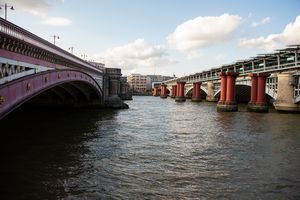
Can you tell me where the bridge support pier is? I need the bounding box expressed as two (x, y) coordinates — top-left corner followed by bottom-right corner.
(247, 73), (269, 112)
(217, 72), (239, 112)
(175, 81), (186, 102)
(206, 81), (218, 102)
(160, 83), (167, 98)
(153, 86), (159, 96)
(192, 82), (202, 102)
(171, 85), (177, 98)
(274, 73), (300, 112)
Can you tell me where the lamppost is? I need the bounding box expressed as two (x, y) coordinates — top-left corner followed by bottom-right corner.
(81, 54), (87, 60)
(51, 35), (59, 45)
(68, 46), (74, 54)
(0, 3), (14, 20)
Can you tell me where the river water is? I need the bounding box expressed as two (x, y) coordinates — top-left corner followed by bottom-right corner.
(1, 96), (300, 199)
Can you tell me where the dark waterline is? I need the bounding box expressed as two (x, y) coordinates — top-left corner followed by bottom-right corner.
(1, 96), (300, 199)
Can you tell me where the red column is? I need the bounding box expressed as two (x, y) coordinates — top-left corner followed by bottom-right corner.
(225, 72), (239, 104)
(249, 74), (258, 104)
(171, 85), (177, 98)
(176, 83), (180, 97)
(219, 73), (227, 103)
(175, 81), (186, 102)
(160, 84), (167, 98)
(247, 73), (269, 112)
(256, 75), (267, 105)
(192, 82), (202, 102)
(217, 72), (239, 111)
(226, 75), (235, 104)
(153, 87), (159, 96)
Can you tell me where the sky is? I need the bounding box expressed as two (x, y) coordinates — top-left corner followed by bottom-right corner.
(1, 0), (300, 77)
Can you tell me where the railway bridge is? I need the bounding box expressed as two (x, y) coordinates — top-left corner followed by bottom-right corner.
(155, 45), (300, 112)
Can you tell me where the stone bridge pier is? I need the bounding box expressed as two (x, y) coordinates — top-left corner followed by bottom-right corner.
(206, 81), (218, 102)
(104, 68), (128, 109)
(274, 73), (300, 111)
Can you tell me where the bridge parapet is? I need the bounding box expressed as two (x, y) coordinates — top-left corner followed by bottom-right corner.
(163, 45), (299, 87)
(0, 18), (103, 75)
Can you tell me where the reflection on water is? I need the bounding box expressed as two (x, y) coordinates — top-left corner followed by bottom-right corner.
(1, 96), (300, 199)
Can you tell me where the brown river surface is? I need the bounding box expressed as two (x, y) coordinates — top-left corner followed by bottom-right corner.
(1, 96), (300, 199)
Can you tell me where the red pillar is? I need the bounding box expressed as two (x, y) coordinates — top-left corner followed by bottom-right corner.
(175, 81), (186, 102)
(171, 85), (177, 98)
(219, 73), (227, 103)
(249, 74), (258, 104)
(217, 72), (239, 112)
(256, 75), (267, 105)
(192, 82), (202, 102)
(247, 73), (269, 112)
(160, 84), (167, 98)
(153, 86), (159, 96)
(225, 75), (235, 104)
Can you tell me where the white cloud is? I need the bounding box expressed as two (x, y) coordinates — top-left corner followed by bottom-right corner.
(186, 51), (202, 60)
(239, 15), (300, 51)
(6, 0), (51, 17)
(5, 0), (72, 26)
(215, 53), (227, 61)
(251, 17), (271, 27)
(41, 17), (72, 26)
(167, 13), (242, 57)
(94, 38), (176, 74)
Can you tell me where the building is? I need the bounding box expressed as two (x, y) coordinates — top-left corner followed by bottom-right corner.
(146, 75), (174, 91)
(127, 74), (147, 93)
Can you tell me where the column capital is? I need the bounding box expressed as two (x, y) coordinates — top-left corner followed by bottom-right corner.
(193, 81), (202, 84)
(257, 73), (270, 77)
(226, 72), (239, 76)
(248, 73), (258, 77)
(177, 81), (186, 84)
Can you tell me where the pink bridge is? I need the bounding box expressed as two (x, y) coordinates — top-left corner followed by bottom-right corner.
(0, 18), (128, 119)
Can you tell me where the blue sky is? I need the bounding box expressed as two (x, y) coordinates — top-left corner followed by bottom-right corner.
(1, 0), (300, 76)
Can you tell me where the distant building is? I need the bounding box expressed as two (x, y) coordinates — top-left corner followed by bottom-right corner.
(88, 61), (105, 71)
(127, 74), (147, 93)
(146, 75), (174, 90)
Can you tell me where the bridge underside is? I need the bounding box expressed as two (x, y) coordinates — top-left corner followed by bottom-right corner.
(214, 85), (274, 103)
(185, 88), (207, 99)
(0, 70), (103, 119)
(25, 81), (102, 108)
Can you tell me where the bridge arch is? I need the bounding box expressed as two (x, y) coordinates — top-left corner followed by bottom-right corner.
(185, 86), (208, 98)
(214, 82), (276, 103)
(0, 69), (103, 119)
(295, 95), (300, 104)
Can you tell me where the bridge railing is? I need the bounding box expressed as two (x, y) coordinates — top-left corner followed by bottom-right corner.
(165, 60), (299, 85)
(0, 18), (103, 74)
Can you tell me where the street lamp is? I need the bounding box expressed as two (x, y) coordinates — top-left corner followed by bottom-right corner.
(51, 35), (59, 45)
(68, 46), (74, 54)
(81, 54), (87, 60)
(0, 3), (14, 20)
